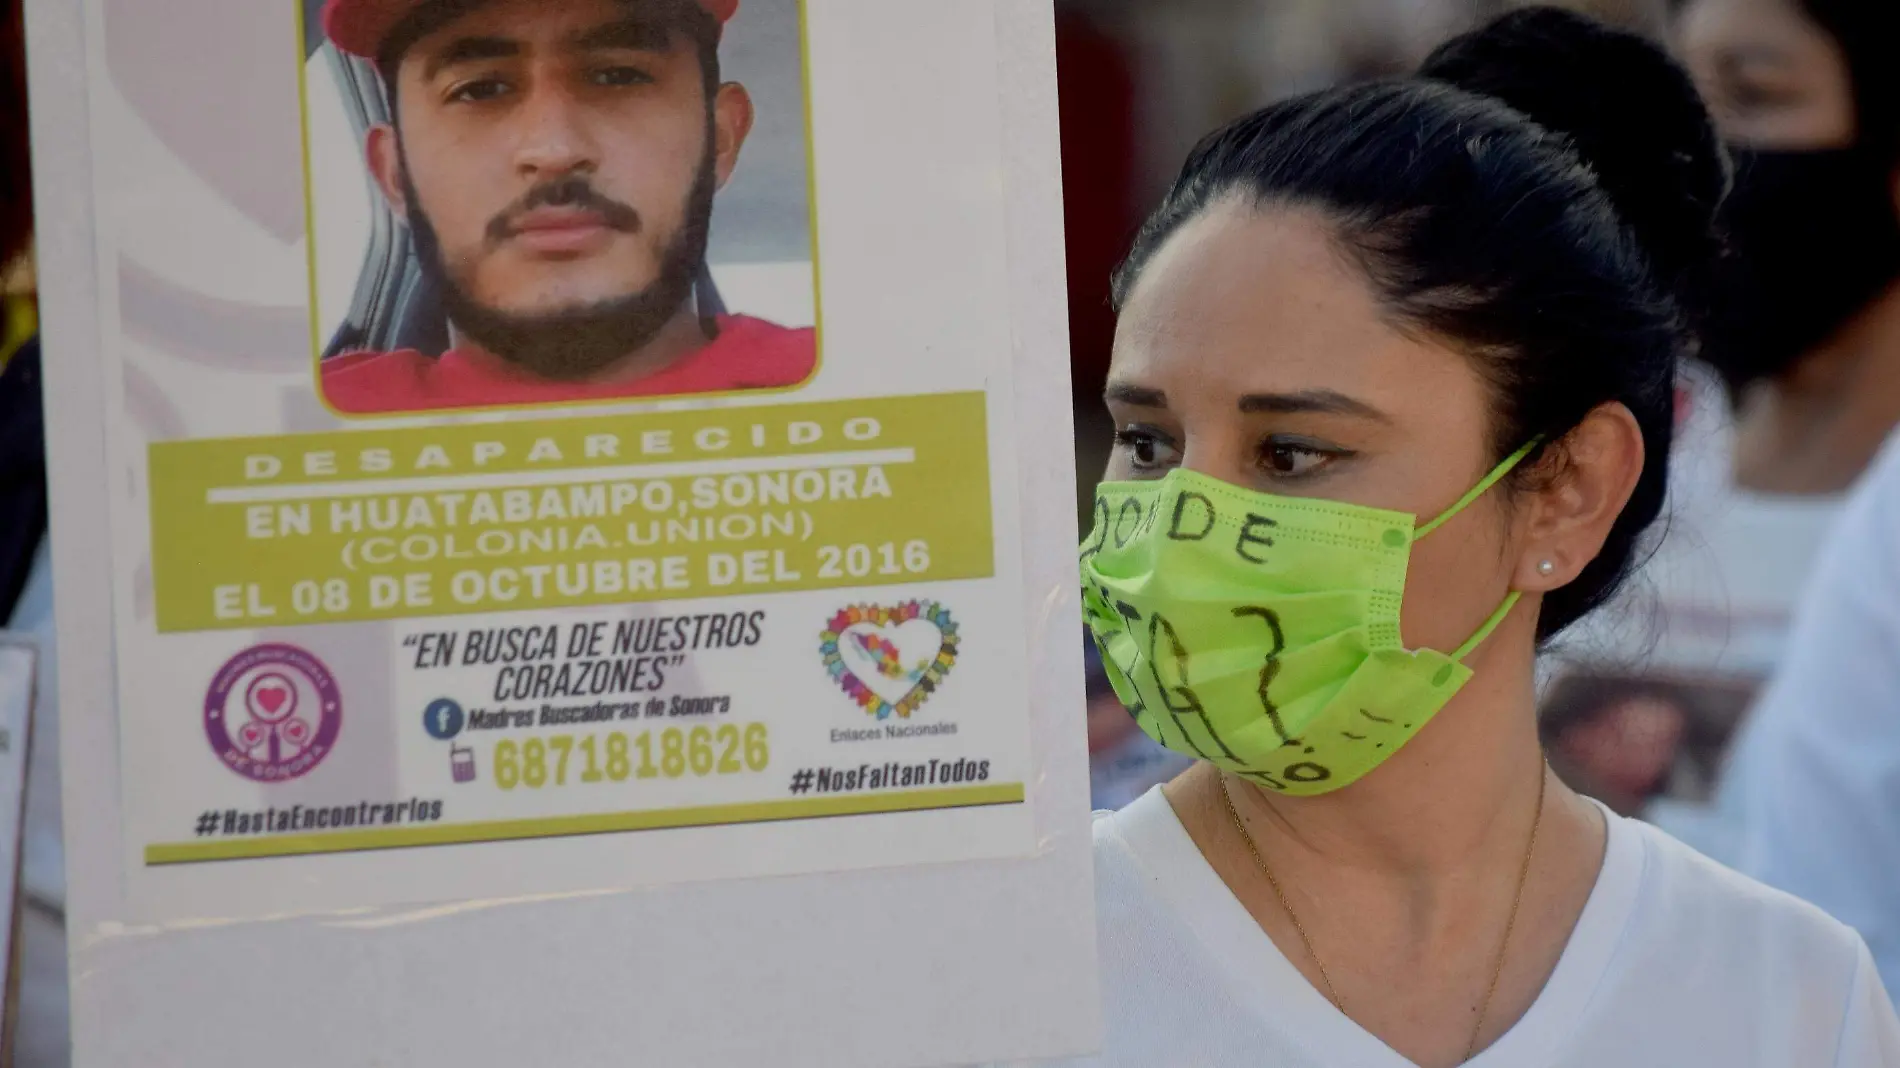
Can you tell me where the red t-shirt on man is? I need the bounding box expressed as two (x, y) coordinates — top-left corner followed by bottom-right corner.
(321, 315), (816, 414)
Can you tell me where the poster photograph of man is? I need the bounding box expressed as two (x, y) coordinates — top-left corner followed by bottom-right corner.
(305, 0), (819, 415)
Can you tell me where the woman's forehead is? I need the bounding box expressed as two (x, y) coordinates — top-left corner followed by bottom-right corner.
(1111, 203), (1474, 411)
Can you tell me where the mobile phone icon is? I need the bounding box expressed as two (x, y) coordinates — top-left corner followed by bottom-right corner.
(450, 744), (477, 784)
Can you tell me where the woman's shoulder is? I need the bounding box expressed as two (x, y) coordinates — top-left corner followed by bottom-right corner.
(1615, 809), (1870, 981)
(1608, 813), (1900, 1060)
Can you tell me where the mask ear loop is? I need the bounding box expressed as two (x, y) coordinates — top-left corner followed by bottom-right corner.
(1451, 591), (1522, 662)
(1416, 438), (1543, 662)
(1414, 438), (1545, 539)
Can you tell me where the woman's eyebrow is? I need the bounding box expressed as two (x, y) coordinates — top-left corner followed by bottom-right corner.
(1105, 383), (1168, 408)
(1237, 389), (1390, 422)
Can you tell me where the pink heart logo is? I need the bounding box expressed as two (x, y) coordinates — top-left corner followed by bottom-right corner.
(256, 685), (287, 714)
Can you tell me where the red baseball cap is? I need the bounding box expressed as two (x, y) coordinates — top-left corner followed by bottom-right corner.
(323, 0), (739, 61)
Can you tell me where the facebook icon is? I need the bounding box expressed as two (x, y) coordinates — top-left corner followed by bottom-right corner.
(423, 699), (465, 741)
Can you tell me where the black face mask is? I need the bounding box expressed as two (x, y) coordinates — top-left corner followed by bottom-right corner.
(1702, 146), (1900, 400)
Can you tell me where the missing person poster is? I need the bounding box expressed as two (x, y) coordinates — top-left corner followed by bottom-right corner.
(76, 0), (1044, 922)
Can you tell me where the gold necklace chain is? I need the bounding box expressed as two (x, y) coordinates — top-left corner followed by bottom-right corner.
(1218, 764), (1547, 1064)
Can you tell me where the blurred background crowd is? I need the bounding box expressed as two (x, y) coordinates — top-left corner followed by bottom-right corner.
(6, 0), (1900, 1061)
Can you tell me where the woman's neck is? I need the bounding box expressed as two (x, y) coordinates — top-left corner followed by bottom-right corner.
(1734, 279), (1900, 496)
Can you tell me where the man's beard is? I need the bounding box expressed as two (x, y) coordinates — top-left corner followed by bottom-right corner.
(402, 145), (717, 382)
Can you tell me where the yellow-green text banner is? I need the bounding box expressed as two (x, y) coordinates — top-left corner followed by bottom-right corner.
(149, 393), (994, 632)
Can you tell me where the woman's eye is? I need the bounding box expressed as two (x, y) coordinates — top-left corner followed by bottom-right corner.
(592, 66), (655, 88)
(1113, 427), (1181, 471)
(448, 77), (512, 104)
(1261, 438), (1342, 478)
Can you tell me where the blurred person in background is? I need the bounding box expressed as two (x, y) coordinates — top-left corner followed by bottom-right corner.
(1540, 675), (1736, 815)
(1685, 0), (1900, 495)
(0, 0), (32, 584)
(1541, 0), (1900, 860)
(1669, 0), (1900, 996)
(1720, 431), (1900, 1004)
(1059, 9), (1898, 1064)
(0, 0), (57, 1064)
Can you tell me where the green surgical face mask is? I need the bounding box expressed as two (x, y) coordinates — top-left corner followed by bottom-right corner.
(1079, 442), (1538, 796)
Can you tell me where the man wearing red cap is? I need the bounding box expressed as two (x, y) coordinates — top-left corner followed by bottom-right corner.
(318, 0), (815, 414)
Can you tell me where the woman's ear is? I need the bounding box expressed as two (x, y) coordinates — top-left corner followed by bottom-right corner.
(1513, 402), (1646, 591)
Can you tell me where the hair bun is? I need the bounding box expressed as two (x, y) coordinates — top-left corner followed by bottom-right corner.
(1420, 6), (1729, 299)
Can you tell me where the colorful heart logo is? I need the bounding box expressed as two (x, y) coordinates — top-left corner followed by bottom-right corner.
(256, 685), (288, 714)
(820, 602), (959, 720)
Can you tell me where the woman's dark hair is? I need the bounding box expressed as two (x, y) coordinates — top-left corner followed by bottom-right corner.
(1111, 6), (1728, 642)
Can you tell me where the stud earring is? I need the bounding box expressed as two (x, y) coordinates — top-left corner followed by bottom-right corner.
(1537, 560), (1556, 577)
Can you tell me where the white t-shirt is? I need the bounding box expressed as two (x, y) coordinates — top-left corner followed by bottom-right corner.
(1018, 787), (1900, 1068)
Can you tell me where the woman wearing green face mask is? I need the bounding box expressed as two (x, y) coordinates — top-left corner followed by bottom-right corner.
(1058, 8), (1900, 1068)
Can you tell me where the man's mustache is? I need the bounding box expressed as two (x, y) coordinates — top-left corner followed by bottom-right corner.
(487, 178), (642, 244)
